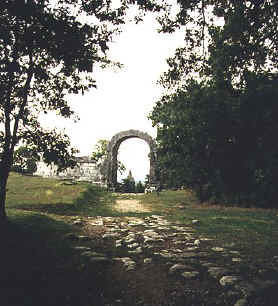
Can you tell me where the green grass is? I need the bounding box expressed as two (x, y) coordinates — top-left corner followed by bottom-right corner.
(3, 173), (278, 305)
(7, 172), (89, 205)
(6, 173), (278, 261)
(139, 189), (278, 261)
(7, 172), (116, 216)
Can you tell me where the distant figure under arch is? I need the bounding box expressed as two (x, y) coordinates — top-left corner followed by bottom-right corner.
(103, 130), (158, 189)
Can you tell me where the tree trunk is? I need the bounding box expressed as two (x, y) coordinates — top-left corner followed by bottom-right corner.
(0, 151), (12, 222)
(0, 169), (9, 221)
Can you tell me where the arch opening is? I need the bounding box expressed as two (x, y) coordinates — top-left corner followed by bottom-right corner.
(117, 138), (150, 183)
(103, 130), (158, 189)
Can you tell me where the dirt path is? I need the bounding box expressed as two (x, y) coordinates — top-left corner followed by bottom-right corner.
(70, 195), (278, 306)
(76, 212), (278, 306)
(113, 199), (151, 213)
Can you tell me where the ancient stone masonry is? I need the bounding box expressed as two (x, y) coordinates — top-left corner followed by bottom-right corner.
(103, 129), (158, 189)
(35, 129), (158, 187)
(35, 156), (104, 184)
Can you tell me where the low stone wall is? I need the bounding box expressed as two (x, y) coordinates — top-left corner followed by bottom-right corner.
(34, 157), (105, 185)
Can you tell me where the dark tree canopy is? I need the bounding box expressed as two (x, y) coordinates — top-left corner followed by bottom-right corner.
(150, 0), (278, 207)
(12, 145), (39, 174)
(157, 0), (278, 88)
(135, 180), (145, 193)
(121, 170), (136, 193)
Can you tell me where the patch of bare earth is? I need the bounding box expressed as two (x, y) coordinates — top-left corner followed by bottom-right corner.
(113, 199), (152, 213)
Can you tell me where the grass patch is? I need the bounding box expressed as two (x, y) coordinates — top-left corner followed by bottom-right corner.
(7, 173), (278, 261)
(7, 172), (89, 206)
(6, 173), (153, 218)
(140, 190), (278, 261)
(3, 173), (278, 305)
(7, 172), (116, 216)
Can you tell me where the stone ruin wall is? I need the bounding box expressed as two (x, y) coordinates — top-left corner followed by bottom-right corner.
(34, 130), (158, 188)
(34, 157), (105, 185)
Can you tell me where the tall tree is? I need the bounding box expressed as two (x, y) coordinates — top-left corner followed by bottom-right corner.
(135, 180), (145, 193)
(0, 0), (167, 221)
(151, 0), (278, 206)
(122, 170), (136, 193)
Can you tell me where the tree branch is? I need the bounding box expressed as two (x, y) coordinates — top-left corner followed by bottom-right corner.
(3, 48), (14, 158)
(201, 0), (206, 57)
(11, 56), (34, 152)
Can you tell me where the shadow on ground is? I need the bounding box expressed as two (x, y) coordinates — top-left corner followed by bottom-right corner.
(0, 212), (114, 306)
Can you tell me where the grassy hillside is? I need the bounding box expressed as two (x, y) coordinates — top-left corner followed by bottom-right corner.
(6, 172), (115, 216)
(7, 172), (88, 205)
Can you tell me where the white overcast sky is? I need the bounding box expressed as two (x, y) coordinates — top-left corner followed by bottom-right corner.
(44, 14), (184, 181)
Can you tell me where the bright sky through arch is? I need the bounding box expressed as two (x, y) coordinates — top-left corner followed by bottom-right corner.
(43, 13), (184, 181)
(117, 138), (150, 182)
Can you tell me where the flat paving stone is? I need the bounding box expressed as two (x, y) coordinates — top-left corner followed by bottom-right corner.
(81, 251), (106, 258)
(102, 233), (120, 239)
(208, 267), (229, 279)
(144, 258), (152, 264)
(181, 271), (199, 279)
(72, 246), (91, 251)
(169, 263), (194, 275)
(89, 257), (111, 264)
(232, 258), (242, 262)
(211, 247), (225, 252)
(220, 276), (242, 286)
(179, 252), (198, 258)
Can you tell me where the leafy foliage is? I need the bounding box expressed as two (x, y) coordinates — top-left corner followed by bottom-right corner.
(151, 76), (278, 206)
(91, 140), (110, 164)
(12, 145), (39, 174)
(150, 1), (278, 207)
(91, 139), (126, 174)
(135, 180), (145, 193)
(157, 0), (278, 89)
(120, 170), (136, 193)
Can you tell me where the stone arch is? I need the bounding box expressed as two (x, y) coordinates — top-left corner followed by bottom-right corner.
(103, 130), (158, 189)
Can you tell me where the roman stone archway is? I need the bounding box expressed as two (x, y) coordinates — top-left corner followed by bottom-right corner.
(103, 130), (158, 189)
